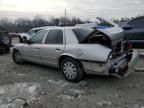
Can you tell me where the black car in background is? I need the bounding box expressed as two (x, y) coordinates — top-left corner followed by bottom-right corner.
(122, 16), (144, 48)
(0, 28), (11, 54)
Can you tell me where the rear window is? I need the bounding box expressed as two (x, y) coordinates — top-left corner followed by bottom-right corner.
(72, 28), (93, 42)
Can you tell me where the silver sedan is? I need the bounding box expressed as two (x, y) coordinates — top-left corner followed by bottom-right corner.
(12, 27), (138, 82)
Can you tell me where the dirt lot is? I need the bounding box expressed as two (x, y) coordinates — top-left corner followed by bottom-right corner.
(0, 38), (144, 108)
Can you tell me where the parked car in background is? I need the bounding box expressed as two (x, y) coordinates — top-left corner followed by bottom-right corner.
(75, 17), (118, 30)
(12, 27), (138, 82)
(0, 28), (11, 53)
(122, 16), (144, 48)
(8, 32), (18, 37)
(18, 26), (57, 43)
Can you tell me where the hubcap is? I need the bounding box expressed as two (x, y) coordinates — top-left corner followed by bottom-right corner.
(63, 62), (77, 79)
(14, 52), (22, 63)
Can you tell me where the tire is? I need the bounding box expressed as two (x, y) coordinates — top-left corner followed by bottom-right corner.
(0, 33), (10, 45)
(12, 51), (24, 64)
(0, 45), (10, 54)
(61, 57), (84, 82)
(0, 28), (11, 53)
(4, 46), (10, 53)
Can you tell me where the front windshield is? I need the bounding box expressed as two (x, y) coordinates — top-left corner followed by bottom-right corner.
(28, 29), (42, 36)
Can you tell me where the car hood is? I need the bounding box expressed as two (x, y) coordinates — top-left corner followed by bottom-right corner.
(18, 33), (31, 39)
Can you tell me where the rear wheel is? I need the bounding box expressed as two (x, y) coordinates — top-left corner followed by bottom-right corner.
(12, 51), (24, 64)
(61, 57), (84, 82)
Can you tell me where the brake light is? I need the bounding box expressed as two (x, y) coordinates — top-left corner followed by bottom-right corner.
(127, 42), (133, 49)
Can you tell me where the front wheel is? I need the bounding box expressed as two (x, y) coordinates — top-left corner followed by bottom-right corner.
(61, 57), (84, 82)
(12, 51), (24, 64)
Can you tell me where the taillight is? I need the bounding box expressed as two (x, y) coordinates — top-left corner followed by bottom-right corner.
(127, 41), (133, 50)
(123, 41), (133, 51)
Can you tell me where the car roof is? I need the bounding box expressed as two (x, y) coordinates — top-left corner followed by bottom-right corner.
(75, 23), (96, 27)
(31, 26), (58, 31)
(43, 26), (92, 31)
(132, 16), (144, 20)
(128, 16), (144, 24)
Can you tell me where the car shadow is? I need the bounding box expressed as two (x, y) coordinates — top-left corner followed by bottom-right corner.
(20, 61), (63, 79)
(13, 61), (137, 87)
(85, 74), (120, 83)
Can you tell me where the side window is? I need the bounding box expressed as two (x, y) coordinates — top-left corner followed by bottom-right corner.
(30, 30), (47, 43)
(45, 30), (63, 44)
(128, 18), (144, 28)
(57, 30), (63, 44)
(65, 29), (78, 44)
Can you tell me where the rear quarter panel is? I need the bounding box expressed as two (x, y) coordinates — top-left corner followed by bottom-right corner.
(64, 44), (112, 63)
(77, 44), (112, 62)
(63, 28), (112, 62)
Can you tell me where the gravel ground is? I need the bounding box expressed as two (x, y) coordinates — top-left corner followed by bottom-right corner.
(0, 38), (144, 108)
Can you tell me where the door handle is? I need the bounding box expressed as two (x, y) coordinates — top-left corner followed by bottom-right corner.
(56, 48), (61, 51)
(35, 48), (40, 50)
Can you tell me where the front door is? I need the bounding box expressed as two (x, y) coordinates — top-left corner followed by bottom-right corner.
(22, 30), (48, 62)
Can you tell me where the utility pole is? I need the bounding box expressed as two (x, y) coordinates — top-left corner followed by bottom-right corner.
(65, 8), (67, 17)
(64, 8), (67, 26)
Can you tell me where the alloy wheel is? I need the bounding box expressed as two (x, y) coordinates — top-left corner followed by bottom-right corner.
(63, 62), (77, 79)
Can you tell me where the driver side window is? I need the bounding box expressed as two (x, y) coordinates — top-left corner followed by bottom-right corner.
(30, 30), (47, 43)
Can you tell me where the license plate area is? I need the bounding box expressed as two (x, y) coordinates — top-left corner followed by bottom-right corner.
(118, 63), (128, 75)
(110, 57), (128, 76)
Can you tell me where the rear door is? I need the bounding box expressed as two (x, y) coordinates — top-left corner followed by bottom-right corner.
(40, 29), (65, 67)
(22, 30), (48, 62)
(124, 18), (144, 48)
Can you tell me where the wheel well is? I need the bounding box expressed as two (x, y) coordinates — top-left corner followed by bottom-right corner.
(58, 55), (83, 69)
(59, 55), (70, 66)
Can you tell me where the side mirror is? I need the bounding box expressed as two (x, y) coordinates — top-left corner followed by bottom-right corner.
(122, 25), (133, 30)
(23, 36), (27, 40)
(23, 36), (32, 44)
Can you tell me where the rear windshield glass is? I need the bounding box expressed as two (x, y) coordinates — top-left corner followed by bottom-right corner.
(96, 19), (114, 28)
(72, 28), (93, 42)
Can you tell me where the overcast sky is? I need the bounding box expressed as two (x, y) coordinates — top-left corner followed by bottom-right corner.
(0, 0), (144, 20)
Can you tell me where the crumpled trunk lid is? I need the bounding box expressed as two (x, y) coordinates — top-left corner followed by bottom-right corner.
(93, 20), (135, 77)
(97, 26), (124, 48)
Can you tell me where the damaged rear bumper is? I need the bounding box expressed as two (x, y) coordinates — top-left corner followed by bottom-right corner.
(81, 50), (139, 77)
(109, 50), (139, 77)
(124, 50), (139, 77)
